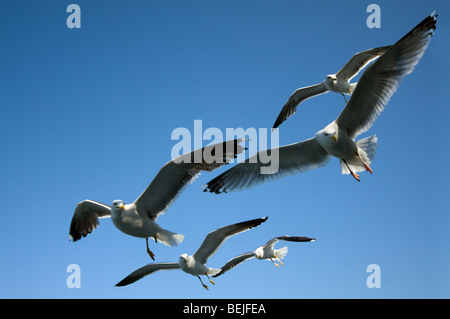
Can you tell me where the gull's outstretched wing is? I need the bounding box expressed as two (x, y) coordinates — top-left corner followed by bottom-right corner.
(336, 12), (437, 139)
(115, 262), (180, 287)
(203, 138), (330, 194)
(335, 45), (392, 81)
(69, 200), (111, 241)
(273, 83), (328, 129)
(193, 217), (268, 265)
(134, 138), (247, 219)
(264, 235), (316, 249)
(212, 252), (256, 278)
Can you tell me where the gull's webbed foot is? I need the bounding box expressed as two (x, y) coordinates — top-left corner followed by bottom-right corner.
(206, 274), (215, 285)
(274, 254), (285, 267)
(350, 171), (360, 182)
(270, 258), (280, 267)
(146, 238), (156, 261)
(147, 248), (155, 261)
(197, 276), (209, 290)
(355, 151), (373, 174)
(343, 159), (360, 182)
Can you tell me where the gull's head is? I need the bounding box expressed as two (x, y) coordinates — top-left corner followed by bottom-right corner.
(179, 254), (189, 264)
(253, 247), (264, 259)
(112, 199), (125, 211)
(324, 130), (338, 142)
(316, 127), (337, 146)
(324, 74), (337, 85)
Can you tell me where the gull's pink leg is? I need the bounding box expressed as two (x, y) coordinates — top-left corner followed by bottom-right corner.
(146, 238), (155, 261)
(350, 171), (360, 182)
(355, 151), (373, 174)
(343, 159), (360, 182)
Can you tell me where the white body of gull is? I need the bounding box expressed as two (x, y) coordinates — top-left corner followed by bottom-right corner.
(204, 12), (437, 193)
(213, 236), (316, 278)
(115, 217), (268, 289)
(273, 45), (392, 129)
(69, 139), (247, 260)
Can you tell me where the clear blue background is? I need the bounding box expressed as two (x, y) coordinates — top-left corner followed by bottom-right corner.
(1, 1), (449, 299)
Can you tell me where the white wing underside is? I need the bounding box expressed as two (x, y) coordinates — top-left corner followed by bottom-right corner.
(336, 13), (437, 139)
(204, 138), (330, 194)
(133, 138), (247, 220)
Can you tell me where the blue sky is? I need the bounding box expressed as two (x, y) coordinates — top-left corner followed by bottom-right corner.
(1, 1), (449, 299)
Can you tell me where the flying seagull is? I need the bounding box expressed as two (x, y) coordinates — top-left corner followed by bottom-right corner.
(69, 138), (247, 260)
(213, 235), (316, 278)
(115, 217), (268, 289)
(204, 12), (437, 193)
(272, 45), (392, 129)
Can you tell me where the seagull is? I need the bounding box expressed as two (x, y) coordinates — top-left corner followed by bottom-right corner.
(272, 45), (392, 129)
(213, 235), (316, 278)
(69, 138), (247, 260)
(115, 217), (268, 289)
(204, 12), (437, 193)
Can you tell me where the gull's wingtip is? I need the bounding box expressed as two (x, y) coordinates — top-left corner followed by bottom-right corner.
(115, 280), (126, 287)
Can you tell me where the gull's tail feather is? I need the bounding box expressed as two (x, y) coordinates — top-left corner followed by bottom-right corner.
(340, 135), (378, 174)
(156, 229), (184, 247)
(275, 246), (288, 260)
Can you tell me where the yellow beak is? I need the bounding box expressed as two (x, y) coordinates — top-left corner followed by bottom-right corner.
(331, 134), (337, 142)
(119, 203), (125, 210)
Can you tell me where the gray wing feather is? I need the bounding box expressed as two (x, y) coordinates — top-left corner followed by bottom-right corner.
(336, 13), (437, 139)
(134, 138), (247, 219)
(273, 83), (328, 129)
(212, 252), (256, 278)
(69, 200), (111, 241)
(335, 45), (393, 81)
(193, 217), (268, 265)
(115, 262), (180, 287)
(265, 235), (316, 249)
(203, 138), (330, 194)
